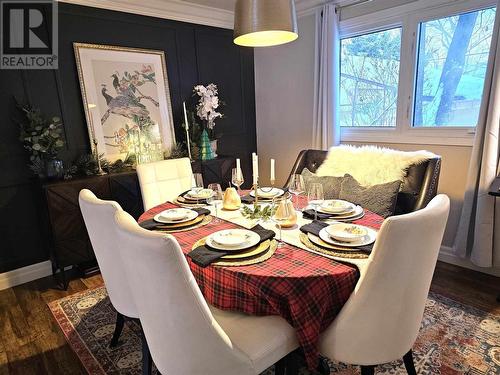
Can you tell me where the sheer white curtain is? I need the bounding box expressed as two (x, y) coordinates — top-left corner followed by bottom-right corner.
(312, 4), (340, 149)
(453, 2), (500, 268)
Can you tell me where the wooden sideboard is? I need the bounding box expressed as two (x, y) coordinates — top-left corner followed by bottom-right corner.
(43, 171), (143, 288)
(42, 157), (235, 288)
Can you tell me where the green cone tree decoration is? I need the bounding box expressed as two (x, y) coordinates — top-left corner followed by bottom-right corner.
(199, 129), (215, 160)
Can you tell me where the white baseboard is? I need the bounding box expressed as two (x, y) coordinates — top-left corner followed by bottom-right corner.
(439, 246), (500, 277)
(0, 261), (53, 291)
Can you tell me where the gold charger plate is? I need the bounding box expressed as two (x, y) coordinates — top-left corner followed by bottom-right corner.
(156, 215), (212, 233)
(177, 195), (206, 203)
(308, 232), (364, 252)
(299, 233), (369, 259)
(222, 240), (271, 259)
(173, 197), (206, 208)
(155, 214), (204, 229)
(192, 238), (277, 267)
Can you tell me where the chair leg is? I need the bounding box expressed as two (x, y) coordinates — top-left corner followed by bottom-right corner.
(274, 357), (286, 375)
(109, 312), (125, 348)
(403, 350), (417, 375)
(317, 356), (331, 375)
(141, 332), (152, 375)
(360, 365), (375, 375)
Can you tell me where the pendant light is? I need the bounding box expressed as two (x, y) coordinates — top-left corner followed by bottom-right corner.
(233, 0), (298, 47)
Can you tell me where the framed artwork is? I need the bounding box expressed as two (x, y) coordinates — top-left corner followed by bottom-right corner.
(74, 43), (176, 162)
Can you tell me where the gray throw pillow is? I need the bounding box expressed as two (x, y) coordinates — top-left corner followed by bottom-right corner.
(339, 174), (401, 218)
(301, 168), (342, 199)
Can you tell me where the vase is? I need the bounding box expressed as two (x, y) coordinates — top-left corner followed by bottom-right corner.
(210, 139), (218, 158)
(200, 129), (215, 160)
(46, 158), (64, 180)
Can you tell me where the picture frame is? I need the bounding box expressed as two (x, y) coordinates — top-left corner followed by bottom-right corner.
(73, 43), (176, 162)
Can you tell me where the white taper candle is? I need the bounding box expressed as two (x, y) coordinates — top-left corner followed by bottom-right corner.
(252, 153), (258, 185)
(236, 158), (241, 179)
(183, 101), (192, 159)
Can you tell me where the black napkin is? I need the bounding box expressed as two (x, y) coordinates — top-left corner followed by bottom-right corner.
(193, 207), (211, 216)
(241, 194), (255, 204)
(300, 221), (373, 253)
(188, 224), (276, 267)
(249, 224), (276, 242)
(187, 247), (230, 267)
(139, 207), (211, 230)
(300, 220), (328, 236)
(302, 209), (336, 221)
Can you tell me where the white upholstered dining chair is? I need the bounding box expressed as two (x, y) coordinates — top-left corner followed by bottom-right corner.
(78, 189), (138, 347)
(136, 157), (194, 210)
(114, 209), (300, 375)
(318, 194), (450, 375)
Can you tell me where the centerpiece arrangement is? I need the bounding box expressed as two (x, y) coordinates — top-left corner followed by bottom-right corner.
(183, 83), (224, 160)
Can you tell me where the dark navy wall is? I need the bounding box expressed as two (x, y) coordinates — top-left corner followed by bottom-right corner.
(0, 2), (256, 272)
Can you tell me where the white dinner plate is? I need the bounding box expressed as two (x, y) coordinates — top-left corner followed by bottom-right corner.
(325, 223), (368, 242)
(186, 188), (213, 199)
(317, 204), (355, 215)
(206, 229), (261, 251)
(306, 204), (364, 220)
(308, 233), (366, 252)
(319, 226), (377, 247)
(250, 188), (285, 199)
(154, 208), (198, 224)
(319, 199), (355, 214)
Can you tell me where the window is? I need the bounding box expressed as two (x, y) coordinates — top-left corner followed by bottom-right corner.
(339, 1), (497, 145)
(340, 28), (401, 127)
(413, 8), (496, 127)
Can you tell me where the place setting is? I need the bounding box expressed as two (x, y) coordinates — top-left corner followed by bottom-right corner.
(299, 220), (377, 259)
(301, 183), (365, 222)
(188, 225), (277, 267)
(174, 187), (214, 207)
(139, 206), (212, 233)
(303, 199), (365, 221)
(241, 186), (286, 204)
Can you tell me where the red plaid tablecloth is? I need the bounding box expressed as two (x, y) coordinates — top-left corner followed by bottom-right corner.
(139, 200), (383, 369)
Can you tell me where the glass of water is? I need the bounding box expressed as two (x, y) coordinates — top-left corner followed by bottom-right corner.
(206, 183), (223, 222)
(307, 183), (324, 221)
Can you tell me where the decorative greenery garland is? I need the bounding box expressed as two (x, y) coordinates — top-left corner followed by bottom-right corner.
(240, 204), (277, 221)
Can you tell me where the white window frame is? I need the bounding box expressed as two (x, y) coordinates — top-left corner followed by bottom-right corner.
(339, 0), (496, 146)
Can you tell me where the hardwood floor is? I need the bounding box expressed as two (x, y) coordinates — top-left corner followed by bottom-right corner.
(0, 261), (498, 375)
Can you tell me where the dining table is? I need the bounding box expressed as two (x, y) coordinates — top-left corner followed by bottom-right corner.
(138, 193), (384, 369)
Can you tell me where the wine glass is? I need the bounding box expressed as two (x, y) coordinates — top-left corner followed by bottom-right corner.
(272, 196), (294, 248)
(192, 173), (204, 206)
(231, 168), (244, 195)
(288, 174), (305, 209)
(307, 183), (324, 221)
(206, 183), (223, 222)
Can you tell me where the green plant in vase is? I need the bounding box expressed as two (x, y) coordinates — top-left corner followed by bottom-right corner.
(16, 101), (65, 179)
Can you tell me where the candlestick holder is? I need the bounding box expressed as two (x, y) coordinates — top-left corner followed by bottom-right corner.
(252, 182), (259, 210)
(93, 139), (107, 176)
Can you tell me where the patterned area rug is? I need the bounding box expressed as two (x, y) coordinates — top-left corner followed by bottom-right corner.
(48, 287), (500, 374)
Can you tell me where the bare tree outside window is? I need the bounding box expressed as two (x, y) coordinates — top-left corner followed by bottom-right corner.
(413, 7), (496, 127)
(340, 28), (402, 127)
(340, 7), (496, 129)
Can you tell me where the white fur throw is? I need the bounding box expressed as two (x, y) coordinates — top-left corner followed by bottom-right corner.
(315, 145), (436, 187)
